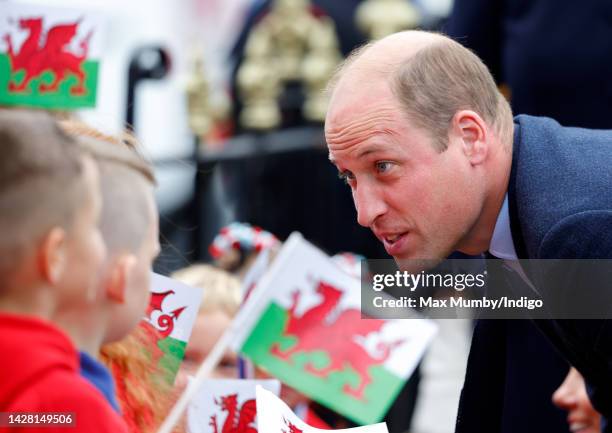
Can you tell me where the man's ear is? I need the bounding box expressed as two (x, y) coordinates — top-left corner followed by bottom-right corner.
(106, 253), (136, 304)
(38, 227), (67, 285)
(452, 110), (488, 165)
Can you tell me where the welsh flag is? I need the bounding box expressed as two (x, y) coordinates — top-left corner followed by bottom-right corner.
(0, 3), (105, 109)
(187, 379), (280, 433)
(256, 386), (389, 433)
(141, 272), (204, 383)
(232, 234), (437, 425)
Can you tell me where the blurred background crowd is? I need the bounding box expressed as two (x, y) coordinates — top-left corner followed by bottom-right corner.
(3, 0), (610, 432)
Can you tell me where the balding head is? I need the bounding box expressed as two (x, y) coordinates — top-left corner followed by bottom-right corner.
(328, 31), (443, 95)
(324, 31), (515, 265)
(356, 31), (444, 71)
(327, 31), (513, 151)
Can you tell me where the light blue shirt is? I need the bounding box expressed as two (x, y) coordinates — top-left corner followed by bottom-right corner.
(489, 194), (519, 260)
(489, 194), (537, 291)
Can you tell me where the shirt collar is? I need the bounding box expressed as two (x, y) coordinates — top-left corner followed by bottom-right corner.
(489, 194), (519, 260)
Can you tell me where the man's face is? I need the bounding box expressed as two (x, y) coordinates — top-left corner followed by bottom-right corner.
(57, 156), (107, 305)
(325, 80), (484, 269)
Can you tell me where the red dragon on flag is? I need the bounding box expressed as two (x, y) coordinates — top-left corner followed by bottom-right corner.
(270, 281), (403, 400)
(3, 16), (92, 94)
(209, 394), (257, 433)
(282, 418), (304, 433)
(237, 234), (436, 425)
(146, 290), (187, 338)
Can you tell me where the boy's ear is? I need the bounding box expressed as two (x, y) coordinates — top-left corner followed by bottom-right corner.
(106, 254), (136, 304)
(39, 227), (67, 285)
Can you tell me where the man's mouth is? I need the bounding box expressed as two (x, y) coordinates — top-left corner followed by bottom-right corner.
(569, 421), (593, 433)
(384, 234), (402, 243)
(379, 232), (409, 255)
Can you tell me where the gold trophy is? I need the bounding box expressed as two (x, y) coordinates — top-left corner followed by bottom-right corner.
(356, 0), (420, 40)
(186, 50), (233, 147)
(186, 53), (213, 138)
(237, 27), (282, 130)
(302, 16), (342, 122)
(237, 0), (342, 130)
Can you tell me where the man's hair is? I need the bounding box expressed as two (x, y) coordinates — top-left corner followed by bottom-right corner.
(59, 120), (156, 255)
(328, 33), (513, 152)
(390, 38), (513, 151)
(0, 109), (88, 279)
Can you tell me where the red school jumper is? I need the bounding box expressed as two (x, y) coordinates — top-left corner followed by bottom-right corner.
(0, 312), (128, 433)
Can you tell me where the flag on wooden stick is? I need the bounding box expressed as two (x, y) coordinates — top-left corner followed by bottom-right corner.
(232, 233), (437, 425)
(188, 379), (280, 433)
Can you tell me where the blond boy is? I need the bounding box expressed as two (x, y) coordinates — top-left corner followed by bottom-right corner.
(56, 121), (160, 418)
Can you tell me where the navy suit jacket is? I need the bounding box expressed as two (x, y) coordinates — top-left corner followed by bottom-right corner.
(456, 115), (612, 433)
(446, 0), (612, 130)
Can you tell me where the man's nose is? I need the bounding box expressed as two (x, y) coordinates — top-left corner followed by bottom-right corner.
(353, 183), (387, 227)
(551, 385), (575, 410)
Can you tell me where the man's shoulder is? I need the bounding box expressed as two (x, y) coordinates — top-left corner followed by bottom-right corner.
(514, 114), (612, 154)
(538, 210), (612, 259)
(511, 115), (612, 257)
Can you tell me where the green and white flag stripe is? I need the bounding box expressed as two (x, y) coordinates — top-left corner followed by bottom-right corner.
(232, 233), (437, 425)
(146, 272), (204, 381)
(0, 3), (105, 109)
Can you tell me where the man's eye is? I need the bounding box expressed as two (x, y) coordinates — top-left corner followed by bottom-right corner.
(338, 171), (355, 184)
(375, 161), (394, 173)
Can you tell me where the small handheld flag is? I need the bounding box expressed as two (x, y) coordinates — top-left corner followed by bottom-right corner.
(0, 3), (105, 109)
